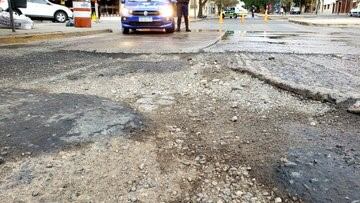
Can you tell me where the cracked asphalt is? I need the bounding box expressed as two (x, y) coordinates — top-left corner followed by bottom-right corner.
(0, 18), (360, 202)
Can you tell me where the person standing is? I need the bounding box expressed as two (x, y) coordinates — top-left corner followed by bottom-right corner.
(176, 0), (191, 32)
(251, 5), (255, 18)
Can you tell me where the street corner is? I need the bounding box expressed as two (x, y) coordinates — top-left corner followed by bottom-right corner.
(0, 88), (143, 163)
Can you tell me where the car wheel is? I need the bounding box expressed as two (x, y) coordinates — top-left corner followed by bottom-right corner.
(123, 28), (130, 34)
(234, 14), (238, 18)
(54, 11), (67, 23)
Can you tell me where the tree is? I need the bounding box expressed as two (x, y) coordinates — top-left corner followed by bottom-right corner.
(242, 0), (269, 9)
(197, 0), (239, 17)
(281, 0), (293, 10)
(212, 0), (239, 15)
(213, 0), (239, 8)
(197, 0), (208, 17)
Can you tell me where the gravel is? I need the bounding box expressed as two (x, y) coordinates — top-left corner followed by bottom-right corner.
(1, 49), (357, 202)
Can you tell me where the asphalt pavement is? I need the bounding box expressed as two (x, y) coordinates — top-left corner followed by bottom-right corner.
(0, 18), (360, 202)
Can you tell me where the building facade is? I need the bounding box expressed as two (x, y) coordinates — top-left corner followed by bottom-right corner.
(320, 0), (336, 14)
(319, 0), (358, 13)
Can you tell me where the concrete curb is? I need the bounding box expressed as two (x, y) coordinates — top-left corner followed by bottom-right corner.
(0, 29), (113, 45)
(256, 14), (317, 20)
(288, 19), (360, 27)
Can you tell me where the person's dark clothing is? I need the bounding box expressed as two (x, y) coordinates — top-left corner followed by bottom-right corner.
(177, 4), (188, 16)
(176, 0), (190, 31)
(177, 0), (189, 4)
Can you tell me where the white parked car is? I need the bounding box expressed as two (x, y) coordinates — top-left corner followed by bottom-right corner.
(0, 0), (72, 23)
(350, 5), (360, 17)
(290, 6), (301, 14)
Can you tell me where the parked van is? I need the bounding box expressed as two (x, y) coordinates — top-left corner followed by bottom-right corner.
(222, 4), (248, 18)
(121, 0), (175, 34)
(290, 6), (300, 14)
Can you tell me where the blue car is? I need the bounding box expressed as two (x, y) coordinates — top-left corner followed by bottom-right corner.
(121, 0), (176, 34)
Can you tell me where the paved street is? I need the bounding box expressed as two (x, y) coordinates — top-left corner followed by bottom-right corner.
(0, 18), (360, 202)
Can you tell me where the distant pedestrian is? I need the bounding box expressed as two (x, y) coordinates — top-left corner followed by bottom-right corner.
(176, 0), (191, 32)
(98, 0), (101, 19)
(251, 5), (255, 18)
(280, 7), (284, 15)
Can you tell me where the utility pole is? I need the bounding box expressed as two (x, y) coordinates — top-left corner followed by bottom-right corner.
(7, 0), (15, 32)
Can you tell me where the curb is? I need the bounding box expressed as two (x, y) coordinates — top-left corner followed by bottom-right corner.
(288, 19), (360, 27)
(256, 14), (317, 20)
(0, 29), (113, 45)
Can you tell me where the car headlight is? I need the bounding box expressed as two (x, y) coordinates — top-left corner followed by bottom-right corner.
(160, 6), (173, 17)
(121, 8), (132, 16)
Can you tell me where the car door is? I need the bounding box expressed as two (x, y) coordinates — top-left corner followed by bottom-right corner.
(21, 0), (54, 17)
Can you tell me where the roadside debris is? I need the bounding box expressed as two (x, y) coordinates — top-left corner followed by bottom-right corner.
(231, 116), (238, 122)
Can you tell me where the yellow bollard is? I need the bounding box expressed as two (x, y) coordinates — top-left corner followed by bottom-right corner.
(91, 12), (97, 22)
(264, 9), (268, 23)
(241, 14), (245, 24)
(219, 11), (224, 24)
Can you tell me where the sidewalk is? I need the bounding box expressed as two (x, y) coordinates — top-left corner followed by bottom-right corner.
(256, 13), (317, 20)
(289, 17), (360, 27)
(0, 21), (116, 45)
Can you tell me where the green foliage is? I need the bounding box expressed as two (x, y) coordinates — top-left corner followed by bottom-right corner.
(242, 0), (269, 8)
(281, 0), (293, 7)
(213, 0), (239, 8)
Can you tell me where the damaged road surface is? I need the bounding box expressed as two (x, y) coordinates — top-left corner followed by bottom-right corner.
(0, 88), (143, 160)
(1, 19), (360, 202)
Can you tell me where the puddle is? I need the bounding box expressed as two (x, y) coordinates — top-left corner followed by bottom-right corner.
(218, 30), (301, 41)
(267, 41), (286, 44)
(221, 30), (235, 40)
